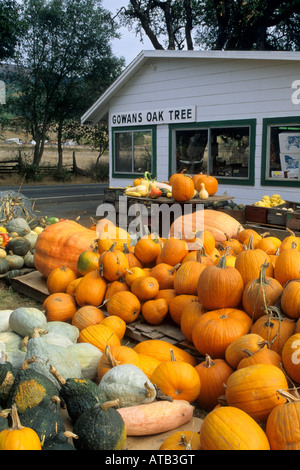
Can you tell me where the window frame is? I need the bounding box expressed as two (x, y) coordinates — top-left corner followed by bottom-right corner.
(112, 125), (157, 178)
(261, 116), (300, 187)
(168, 119), (256, 185)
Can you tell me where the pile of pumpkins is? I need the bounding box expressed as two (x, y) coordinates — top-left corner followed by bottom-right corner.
(1, 209), (300, 450)
(0, 217), (44, 275)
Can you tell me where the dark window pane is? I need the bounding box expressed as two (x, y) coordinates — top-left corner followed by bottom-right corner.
(133, 131), (152, 173)
(175, 129), (208, 174)
(211, 127), (250, 178)
(115, 132), (132, 172)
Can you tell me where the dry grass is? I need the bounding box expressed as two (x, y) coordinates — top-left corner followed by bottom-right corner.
(0, 279), (42, 310)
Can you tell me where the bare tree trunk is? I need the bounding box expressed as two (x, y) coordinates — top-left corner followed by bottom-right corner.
(57, 121), (63, 171)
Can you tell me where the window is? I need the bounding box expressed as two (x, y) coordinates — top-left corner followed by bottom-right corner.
(262, 117), (300, 186)
(170, 120), (255, 185)
(112, 126), (156, 177)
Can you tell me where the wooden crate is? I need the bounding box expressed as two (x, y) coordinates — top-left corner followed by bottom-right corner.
(103, 187), (124, 202)
(286, 210), (300, 232)
(267, 201), (300, 227)
(245, 205), (268, 224)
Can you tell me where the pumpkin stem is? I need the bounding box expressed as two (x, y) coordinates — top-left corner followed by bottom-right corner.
(100, 399), (120, 411)
(144, 381), (156, 398)
(64, 431), (79, 440)
(276, 389), (300, 403)
(104, 345), (121, 368)
(49, 365), (67, 386)
(0, 351), (7, 364)
(169, 263), (181, 274)
(10, 404), (25, 430)
(170, 349), (176, 362)
(217, 254), (227, 269)
(204, 354), (215, 368)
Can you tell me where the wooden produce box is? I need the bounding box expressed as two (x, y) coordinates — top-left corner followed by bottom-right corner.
(103, 187), (124, 202)
(245, 205), (268, 224)
(286, 209), (300, 232)
(267, 201), (300, 227)
(216, 208), (245, 224)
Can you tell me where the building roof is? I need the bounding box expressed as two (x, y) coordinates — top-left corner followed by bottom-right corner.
(81, 49), (300, 125)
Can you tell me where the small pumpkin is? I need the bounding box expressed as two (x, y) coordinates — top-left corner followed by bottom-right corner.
(71, 306), (105, 331)
(194, 174), (218, 196)
(159, 237), (189, 266)
(280, 279), (300, 319)
(171, 170), (195, 202)
(131, 276), (159, 301)
(46, 266), (77, 294)
(0, 404), (42, 450)
(141, 298), (168, 325)
(43, 293), (77, 323)
(159, 431), (201, 451)
(106, 291), (141, 323)
(150, 350), (201, 403)
(77, 249), (100, 276)
(96, 345), (140, 382)
(133, 339), (197, 367)
(78, 324), (120, 353)
(99, 316), (127, 341)
(134, 237), (161, 264)
(75, 270), (107, 307)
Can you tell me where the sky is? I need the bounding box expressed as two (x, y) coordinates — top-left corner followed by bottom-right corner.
(101, 0), (153, 65)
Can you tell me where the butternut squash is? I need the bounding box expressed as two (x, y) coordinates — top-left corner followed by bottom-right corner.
(117, 400), (194, 436)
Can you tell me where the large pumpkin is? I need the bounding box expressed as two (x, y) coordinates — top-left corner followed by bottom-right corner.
(34, 221), (97, 277)
(169, 209), (242, 245)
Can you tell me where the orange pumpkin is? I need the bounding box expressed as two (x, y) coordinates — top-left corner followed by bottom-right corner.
(242, 261), (283, 321)
(159, 238), (189, 266)
(97, 224), (131, 253)
(171, 171), (195, 202)
(106, 290), (141, 323)
(100, 244), (129, 282)
(150, 263), (179, 290)
(71, 305), (105, 331)
(123, 242), (143, 268)
(280, 280), (300, 319)
(195, 355), (234, 411)
(134, 237), (161, 265)
(256, 236), (282, 255)
(225, 364), (288, 423)
(168, 294), (198, 325)
(133, 339), (197, 367)
(173, 260), (207, 295)
(99, 315), (127, 341)
(34, 220), (97, 277)
(78, 323), (121, 352)
(43, 293), (77, 322)
(225, 333), (266, 369)
(154, 288), (177, 305)
(197, 255), (244, 310)
(46, 265), (77, 294)
(180, 301), (206, 343)
(251, 309), (296, 355)
(104, 280), (130, 299)
(65, 277), (83, 299)
(237, 344), (282, 370)
(274, 245), (300, 286)
(131, 276), (159, 301)
(159, 431), (201, 451)
(194, 174), (218, 196)
(150, 350), (201, 402)
(192, 308), (252, 359)
(124, 266), (147, 287)
(141, 298), (168, 325)
(235, 237), (273, 285)
(75, 270), (107, 307)
(0, 404), (42, 450)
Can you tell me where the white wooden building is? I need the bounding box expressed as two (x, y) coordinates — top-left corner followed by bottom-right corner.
(82, 50), (300, 204)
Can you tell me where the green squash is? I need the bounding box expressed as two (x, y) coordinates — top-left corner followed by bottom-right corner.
(17, 395), (65, 446)
(5, 254), (25, 270)
(50, 365), (107, 423)
(42, 432), (76, 451)
(6, 237), (31, 256)
(0, 259), (9, 275)
(72, 400), (126, 451)
(4, 217), (31, 237)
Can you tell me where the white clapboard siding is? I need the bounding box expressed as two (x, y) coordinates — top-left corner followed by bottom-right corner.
(101, 53), (300, 204)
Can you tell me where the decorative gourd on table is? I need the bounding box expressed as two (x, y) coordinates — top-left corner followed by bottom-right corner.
(150, 350), (201, 403)
(197, 255), (244, 310)
(169, 209), (242, 245)
(192, 308), (252, 359)
(98, 363), (156, 408)
(34, 220), (97, 277)
(194, 174), (218, 196)
(225, 363), (288, 422)
(198, 183), (209, 200)
(72, 399), (126, 451)
(199, 406), (270, 450)
(0, 404), (42, 450)
(194, 355), (234, 411)
(171, 170), (195, 202)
